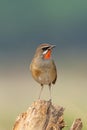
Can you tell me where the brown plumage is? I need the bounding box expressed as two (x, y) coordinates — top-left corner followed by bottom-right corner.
(30, 43), (57, 99)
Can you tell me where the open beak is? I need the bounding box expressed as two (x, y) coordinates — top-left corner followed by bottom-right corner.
(50, 45), (56, 49)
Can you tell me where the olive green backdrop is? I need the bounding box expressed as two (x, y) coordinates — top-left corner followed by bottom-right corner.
(0, 1), (87, 130)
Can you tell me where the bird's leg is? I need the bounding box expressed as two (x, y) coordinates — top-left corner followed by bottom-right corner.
(38, 84), (43, 99)
(49, 83), (52, 100)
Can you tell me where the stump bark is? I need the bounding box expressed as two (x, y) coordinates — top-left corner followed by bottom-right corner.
(13, 100), (83, 130)
(70, 118), (83, 130)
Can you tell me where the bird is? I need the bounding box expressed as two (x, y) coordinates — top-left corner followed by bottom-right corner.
(30, 43), (57, 100)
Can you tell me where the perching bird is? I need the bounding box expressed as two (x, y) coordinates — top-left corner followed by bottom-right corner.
(30, 43), (57, 99)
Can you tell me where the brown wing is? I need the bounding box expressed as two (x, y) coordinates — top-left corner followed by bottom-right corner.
(52, 61), (57, 85)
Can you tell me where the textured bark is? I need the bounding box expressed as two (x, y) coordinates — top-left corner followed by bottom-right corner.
(13, 100), (65, 130)
(70, 118), (83, 130)
(13, 100), (83, 130)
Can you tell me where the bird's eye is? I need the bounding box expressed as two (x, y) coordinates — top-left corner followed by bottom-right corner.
(42, 47), (49, 51)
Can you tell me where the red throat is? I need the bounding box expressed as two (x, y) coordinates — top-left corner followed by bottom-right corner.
(44, 50), (51, 59)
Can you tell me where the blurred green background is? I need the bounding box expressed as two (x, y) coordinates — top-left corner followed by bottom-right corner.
(0, 1), (87, 130)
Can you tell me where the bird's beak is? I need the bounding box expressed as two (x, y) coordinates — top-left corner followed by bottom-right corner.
(50, 45), (56, 49)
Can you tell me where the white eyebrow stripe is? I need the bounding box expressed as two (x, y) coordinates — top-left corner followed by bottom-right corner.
(41, 46), (50, 49)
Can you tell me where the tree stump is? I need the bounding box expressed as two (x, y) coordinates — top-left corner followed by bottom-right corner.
(13, 100), (65, 130)
(13, 100), (83, 130)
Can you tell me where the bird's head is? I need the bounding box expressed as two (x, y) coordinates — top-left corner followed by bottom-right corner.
(35, 43), (56, 60)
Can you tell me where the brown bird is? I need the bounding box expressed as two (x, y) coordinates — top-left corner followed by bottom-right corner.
(30, 43), (57, 99)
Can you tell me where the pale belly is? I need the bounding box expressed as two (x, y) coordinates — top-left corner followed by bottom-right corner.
(38, 70), (52, 85)
(33, 67), (56, 85)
